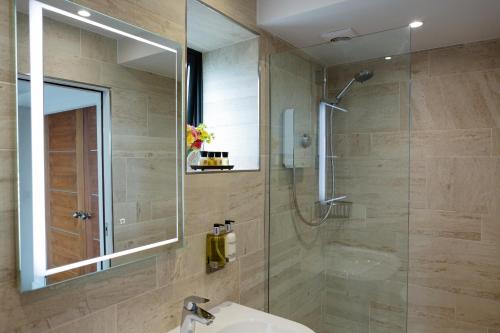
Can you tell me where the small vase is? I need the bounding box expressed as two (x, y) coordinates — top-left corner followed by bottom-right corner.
(187, 149), (201, 171)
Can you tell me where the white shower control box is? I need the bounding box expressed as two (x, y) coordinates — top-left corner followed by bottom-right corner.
(283, 109), (294, 168)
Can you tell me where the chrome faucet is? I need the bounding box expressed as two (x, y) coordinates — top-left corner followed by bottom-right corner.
(180, 296), (215, 333)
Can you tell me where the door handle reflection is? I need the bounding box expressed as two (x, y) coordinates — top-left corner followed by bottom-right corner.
(72, 211), (91, 220)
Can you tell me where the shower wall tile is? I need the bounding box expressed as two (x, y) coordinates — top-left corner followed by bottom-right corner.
(425, 157), (495, 214)
(333, 133), (371, 157)
(326, 275), (407, 309)
(408, 284), (456, 320)
(324, 313), (368, 333)
(425, 158), (455, 210)
(370, 132), (409, 159)
(481, 215), (500, 243)
(287, 294), (323, 333)
(410, 51), (430, 79)
(410, 159), (427, 209)
(411, 68), (500, 130)
(410, 76), (455, 130)
(268, 48), (325, 329)
(326, 51), (410, 333)
(410, 234), (500, 301)
(333, 82), (401, 133)
(369, 302), (406, 333)
(428, 39), (500, 76)
(410, 209), (481, 241)
(327, 55), (410, 90)
(407, 313), (488, 333)
(327, 37), (500, 333)
(456, 295), (500, 328)
(439, 71), (499, 129)
(411, 129), (491, 158)
(324, 291), (370, 328)
(493, 129), (500, 155)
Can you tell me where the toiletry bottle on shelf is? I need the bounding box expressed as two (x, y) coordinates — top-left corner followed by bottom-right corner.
(206, 224), (226, 272)
(214, 152), (222, 166)
(224, 220), (236, 262)
(221, 152), (229, 166)
(207, 152), (216, 166)
(199, 151), (208, 166)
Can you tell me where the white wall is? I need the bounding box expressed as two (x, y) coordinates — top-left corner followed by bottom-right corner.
(202, 38), (260, 170)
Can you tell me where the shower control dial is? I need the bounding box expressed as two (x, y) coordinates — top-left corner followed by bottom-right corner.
(301, 134), (312, 148)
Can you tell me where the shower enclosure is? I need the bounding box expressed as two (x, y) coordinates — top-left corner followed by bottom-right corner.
(267, 26), (411, 333)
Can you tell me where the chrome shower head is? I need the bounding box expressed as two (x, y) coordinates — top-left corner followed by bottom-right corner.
(335, 69), (374, 102)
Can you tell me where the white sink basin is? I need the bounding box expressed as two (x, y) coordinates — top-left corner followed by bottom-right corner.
(167, 302), (315, 333)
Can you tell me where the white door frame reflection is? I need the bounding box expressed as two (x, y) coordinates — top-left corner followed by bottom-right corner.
(24, 0), (180, 289)
(18, 75), (114, 289)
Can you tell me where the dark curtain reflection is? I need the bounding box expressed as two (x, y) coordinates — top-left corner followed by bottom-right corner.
(187, 48), (203, 126)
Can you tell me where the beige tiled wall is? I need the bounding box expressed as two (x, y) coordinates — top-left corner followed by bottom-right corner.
(0, 0), (271, 332)
(322, 38), (500, 332)
(268, 49), (325, 333)
(268, 37), (500, 333)
(323, 54), (410, 333)
(408, 38), (500, 333)
(2, 0), (499, 332)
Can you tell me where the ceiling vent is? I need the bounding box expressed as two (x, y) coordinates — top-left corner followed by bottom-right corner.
(320, 28), (358, 41)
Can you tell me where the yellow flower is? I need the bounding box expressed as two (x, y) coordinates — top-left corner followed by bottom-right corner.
(186, 123), (214, 148)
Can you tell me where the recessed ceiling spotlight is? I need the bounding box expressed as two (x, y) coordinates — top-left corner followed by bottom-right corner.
(77, 9), (91, 17)
(385, 56), (392, 60)
(409, 21), (423, 28)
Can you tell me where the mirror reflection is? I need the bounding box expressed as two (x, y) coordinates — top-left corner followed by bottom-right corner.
(18, 79), (110, 284)
(16, 0), (183, 291)
(186, 0), (260, 172)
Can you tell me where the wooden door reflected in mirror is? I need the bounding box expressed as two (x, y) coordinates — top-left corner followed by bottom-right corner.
(45, 106), (101, 283)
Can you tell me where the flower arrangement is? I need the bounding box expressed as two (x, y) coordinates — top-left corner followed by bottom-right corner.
(186, 123), (214, 152)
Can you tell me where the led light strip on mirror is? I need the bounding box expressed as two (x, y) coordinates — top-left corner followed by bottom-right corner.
(28, 0), (180, 287)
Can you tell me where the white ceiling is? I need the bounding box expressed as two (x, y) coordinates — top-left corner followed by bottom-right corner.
(117, 39), (177, 79)
(187, 0), (257, 53)
(304, 27), (410, 67)
(257, 0), (500, 52)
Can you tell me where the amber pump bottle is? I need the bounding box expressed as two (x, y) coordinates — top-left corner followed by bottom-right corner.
(206, 224), (226, 272)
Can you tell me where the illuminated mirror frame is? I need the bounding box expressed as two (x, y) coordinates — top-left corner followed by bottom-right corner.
(17, 0), (185, 291)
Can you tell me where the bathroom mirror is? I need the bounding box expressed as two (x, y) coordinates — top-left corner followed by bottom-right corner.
(15, 0), (183, 291)
(186, 0), (260, 172)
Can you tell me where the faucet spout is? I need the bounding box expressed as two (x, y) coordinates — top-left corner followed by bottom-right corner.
(180, 296), (215, 333)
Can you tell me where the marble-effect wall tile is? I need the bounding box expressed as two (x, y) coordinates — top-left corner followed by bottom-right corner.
(0, 1), (269, 333)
